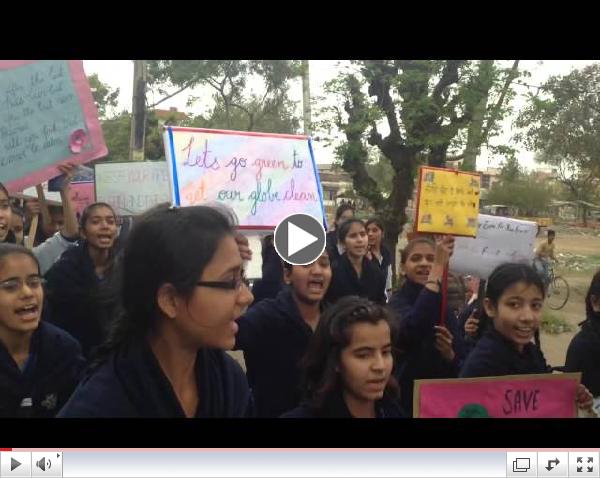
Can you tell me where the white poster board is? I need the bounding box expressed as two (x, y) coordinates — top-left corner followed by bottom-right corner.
(449, 214), (537, 280)
(163, 127), (326, 229)
(95, 161), (171, 216)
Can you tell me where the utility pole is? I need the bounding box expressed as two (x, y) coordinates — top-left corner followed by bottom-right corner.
(302, 60), (312, 136)
(129, 60), (147, 161)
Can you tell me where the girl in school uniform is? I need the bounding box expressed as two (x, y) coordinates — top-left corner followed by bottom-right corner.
(1, 164), (80, 275)
(325, 204), (355, 265)
(388, 236), (465, 416)
(460, 262), (593, 412)
(0, 244), (85, 417)
(44, 202), (122, 358)
(325, 219), (386, 305)
(282, 296), (404, 418)
(58, 204), (254, 417)
(564, 270), (600, 400)
(235, 250), (332, 417)
(365, 218), (393, 301)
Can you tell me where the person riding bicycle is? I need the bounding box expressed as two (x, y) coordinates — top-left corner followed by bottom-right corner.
(533, 229), (556, 289)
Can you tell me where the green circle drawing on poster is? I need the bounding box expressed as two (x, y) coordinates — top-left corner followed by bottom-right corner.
(457, 403), (490, 418)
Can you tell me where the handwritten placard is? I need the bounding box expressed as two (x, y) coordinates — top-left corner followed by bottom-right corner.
(414, 373), (580, 418)
(70, 181), (95, 220)
(415, 166), (481, 237)
(0, 60), (107, 193)
(163, 127), (326, 229)
(95, 161), (171, 216)
(450, 214), (537, 280)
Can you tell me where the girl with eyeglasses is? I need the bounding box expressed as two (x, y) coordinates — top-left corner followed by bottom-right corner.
(282, 296), (403, 418)
(0, 243), (85, 417)
(44, 202), (121, 359)
(58, 204), (254, 417)
(234, 251), (332, 417)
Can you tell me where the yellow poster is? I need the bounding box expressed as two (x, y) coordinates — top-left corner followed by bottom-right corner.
(415, 166), (480, 237)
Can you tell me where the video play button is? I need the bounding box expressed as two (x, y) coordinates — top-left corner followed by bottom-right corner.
(274, 213), (326, 265)
(11, 458), (21, 471)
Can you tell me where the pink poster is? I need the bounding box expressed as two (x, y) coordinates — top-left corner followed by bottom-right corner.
(69, 181), (95, 220)
(414, 373), (580, 418)
(1, 60), (108, 193)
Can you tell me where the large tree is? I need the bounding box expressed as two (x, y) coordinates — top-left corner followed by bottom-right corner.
(318, 60), (522, 268)
(516, 63), (600, 225)
(147, 60), (302, 132)
(88, 73), (120, 120)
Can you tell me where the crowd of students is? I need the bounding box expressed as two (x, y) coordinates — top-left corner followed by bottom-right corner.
(0, 185), (597, 418)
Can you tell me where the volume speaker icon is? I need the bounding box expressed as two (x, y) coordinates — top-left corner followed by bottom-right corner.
(36, 457), (51, 471)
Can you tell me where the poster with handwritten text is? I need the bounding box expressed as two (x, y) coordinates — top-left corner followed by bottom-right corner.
(450, 214), (538, 279)
(163, 127), (326, 229)
(414, 373), (580, 418)
(0, 60), (107, 193)
(415, 166), (481, 237)
(95, 161), (171, 216)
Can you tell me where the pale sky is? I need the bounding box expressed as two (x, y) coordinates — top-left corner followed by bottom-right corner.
(83, 60), (598, 170)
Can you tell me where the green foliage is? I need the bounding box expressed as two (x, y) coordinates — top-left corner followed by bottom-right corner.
(88, 73), (119, 120)
(515, 63), (600, 216)
(365, 153), (394, 197)
(486, 172), (553, 216)
(97, 111), (168, 163)
(316, 60), (524, 267)
(147, 60), (302, 132)
(499, 155), (522, 182)
(541, 310), (573, 334)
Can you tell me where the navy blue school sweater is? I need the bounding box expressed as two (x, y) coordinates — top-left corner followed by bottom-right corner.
(44, 241), (119, 358)
(250, 242), (283, 307)
(235, 287), (315, 417)
(325, 230), (341, 265)
(460, 328), (550, 378)
(281, 390), (405, 418)
(565, 313), (600, 397)
(325, 254), (386, 305)
(0, 322), (85, 417)
(58, 337), (252, 417)
(388, 279), (465, 416)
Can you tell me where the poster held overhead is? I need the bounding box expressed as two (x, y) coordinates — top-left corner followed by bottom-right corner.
(414, 166), (481, 237)
(94, 161), (171, 217)
(163, 127), (327, 230)
(0, 60), (107, 193)
(450, 214), (538, 280)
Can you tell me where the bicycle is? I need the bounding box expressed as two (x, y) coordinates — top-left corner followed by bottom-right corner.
(546, 264), (570, 311)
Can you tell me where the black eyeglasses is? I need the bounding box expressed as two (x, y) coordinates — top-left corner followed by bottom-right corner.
(196, 275), (249, 291)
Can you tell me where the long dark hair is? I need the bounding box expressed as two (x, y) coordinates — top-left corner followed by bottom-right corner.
(299, 295), (400, 412)
(0, 184), (16, 244)
(337, 218), (365, 245)
(93, 204), (236, 363)
(480, 263), (545, 326)
(585, 269), (600, 319)
(0, 243), (40, 274)
(334, 204), (354, 227)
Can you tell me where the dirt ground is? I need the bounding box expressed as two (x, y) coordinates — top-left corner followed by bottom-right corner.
(537, 226), (600, 367)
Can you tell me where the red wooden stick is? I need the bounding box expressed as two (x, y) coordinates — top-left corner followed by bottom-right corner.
(440, 265), (449, 327)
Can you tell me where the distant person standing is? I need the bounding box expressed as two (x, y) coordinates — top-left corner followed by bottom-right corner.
(326, 204), (355, 265)
(533, 229), (556, 288)
(365, 218), (393, 301)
